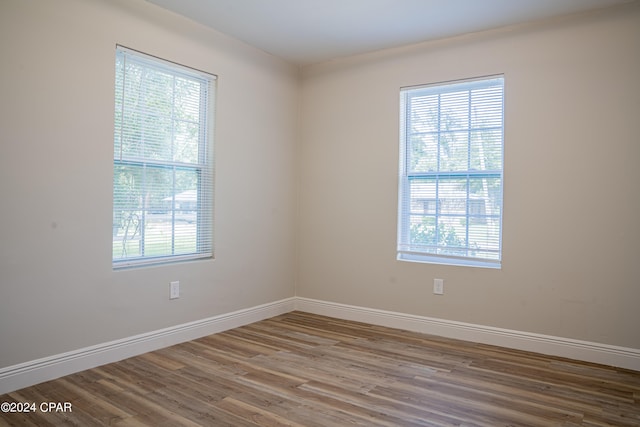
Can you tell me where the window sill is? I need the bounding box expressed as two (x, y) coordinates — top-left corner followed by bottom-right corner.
(113, 253), (213, 270)
(397, 252), (501, 269)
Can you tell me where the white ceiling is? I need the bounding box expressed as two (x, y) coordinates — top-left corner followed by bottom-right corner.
(145, 0), (634, 65)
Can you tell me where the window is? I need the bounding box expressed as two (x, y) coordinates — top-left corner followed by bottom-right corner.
(113, 46), (215, 268)
(397, 76), (504, 268)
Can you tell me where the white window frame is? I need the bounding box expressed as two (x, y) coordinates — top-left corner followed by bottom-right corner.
(112, 46), (216, 269)
(397, 75), (504, 269)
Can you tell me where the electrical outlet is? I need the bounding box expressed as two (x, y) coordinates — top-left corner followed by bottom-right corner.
(433, 278), (444, 295)
(170, 281), (180, 299)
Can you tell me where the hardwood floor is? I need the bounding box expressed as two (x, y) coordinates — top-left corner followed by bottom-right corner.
(1, 311), (639, 426)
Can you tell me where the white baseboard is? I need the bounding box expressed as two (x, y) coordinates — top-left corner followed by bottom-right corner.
(294, 297), (640, 372)
(2, 296), (638, 395)
(0, 298), (296, 395)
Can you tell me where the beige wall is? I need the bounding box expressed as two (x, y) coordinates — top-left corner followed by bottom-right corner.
(1, 0), (639, 372)
(298, 3), (640, 349)
(0, 0), (298, 367)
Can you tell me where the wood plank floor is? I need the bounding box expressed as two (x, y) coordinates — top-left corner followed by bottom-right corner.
(1, 311), (639, 426)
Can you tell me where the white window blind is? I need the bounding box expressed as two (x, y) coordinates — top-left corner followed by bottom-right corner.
(398, 75), (504, 268)
(113, 46), (216, 268)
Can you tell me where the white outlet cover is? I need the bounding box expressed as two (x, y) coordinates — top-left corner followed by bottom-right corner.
(433, 278), (444, 295)
(170, 281), (180, 299)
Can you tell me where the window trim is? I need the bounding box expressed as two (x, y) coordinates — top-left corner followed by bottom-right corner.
(397, 75), (504, 269)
